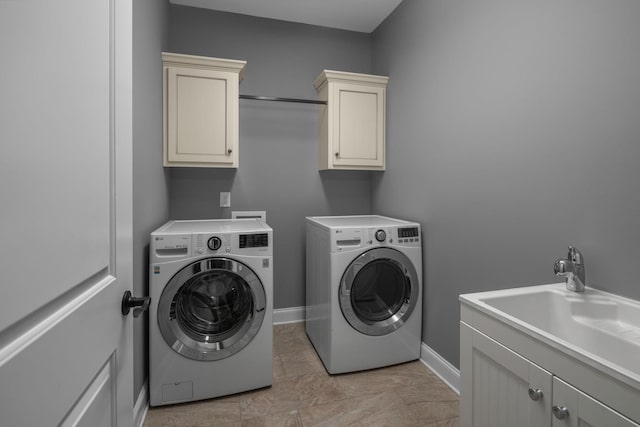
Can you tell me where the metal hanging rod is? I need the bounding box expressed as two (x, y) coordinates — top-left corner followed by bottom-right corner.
(239, 94), (326, 105)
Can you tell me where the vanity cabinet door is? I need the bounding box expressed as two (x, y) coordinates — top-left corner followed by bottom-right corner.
(551, 377), (639, 427)
(461, 323), (552, 427)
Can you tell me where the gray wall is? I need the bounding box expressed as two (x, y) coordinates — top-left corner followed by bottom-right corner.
(372, 0), (640, 367)
(168, 6), (374, 309)
(132, 0), (170, 400)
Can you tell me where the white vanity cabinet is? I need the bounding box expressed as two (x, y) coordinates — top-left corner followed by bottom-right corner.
(162, 52), (246, 168)
(313, 70), (388, 171)
(461, 323), (639, 427)
(460, 308), (640, 427)
(460, 323), (552, 427)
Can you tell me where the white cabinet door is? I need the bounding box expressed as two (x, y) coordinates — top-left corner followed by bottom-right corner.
(461, 323), (552, 427)
(0, 0), (133, 425)
(163, 53), (245, 168)
(331, 83), (385, 168)
(552, 377), (640, 427)
(165, 67), (237, 167)
(314, 70), (388, 171)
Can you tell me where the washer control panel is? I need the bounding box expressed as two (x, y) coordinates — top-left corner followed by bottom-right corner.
(366, 226), (420, 247)
(151, 220), (273, 261)
(194, 232), (272, 255)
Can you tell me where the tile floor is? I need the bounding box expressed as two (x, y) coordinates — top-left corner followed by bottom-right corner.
(144, 322), (460, 426)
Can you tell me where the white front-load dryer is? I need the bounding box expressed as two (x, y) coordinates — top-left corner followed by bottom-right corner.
(306, 215), (422, 374)
(149, 219), (273, 406)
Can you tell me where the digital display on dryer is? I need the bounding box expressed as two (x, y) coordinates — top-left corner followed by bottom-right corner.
(398, 227), (419, 238)
(239, 233), (269, 248)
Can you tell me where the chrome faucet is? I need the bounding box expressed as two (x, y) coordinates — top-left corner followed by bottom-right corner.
(554, 246), (586, 292)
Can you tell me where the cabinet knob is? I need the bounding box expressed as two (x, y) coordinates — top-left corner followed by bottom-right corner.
(552, 405), (569, 420)
(227, 148), (233, 155)
(528, 388), (543, 401)
(335, 152), (339, 158)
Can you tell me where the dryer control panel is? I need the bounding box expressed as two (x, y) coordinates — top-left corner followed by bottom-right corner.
(330, 225), (421, 252)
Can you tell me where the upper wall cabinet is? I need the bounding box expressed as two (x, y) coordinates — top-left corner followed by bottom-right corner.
(162, 52), (246, 168)
(314, 70), (389, 171)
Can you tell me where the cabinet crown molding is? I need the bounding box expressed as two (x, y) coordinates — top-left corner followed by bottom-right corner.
(162, 52), (247, 80)
(314, 70), (389, 91)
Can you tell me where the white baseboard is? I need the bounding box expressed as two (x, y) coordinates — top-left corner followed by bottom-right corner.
(134, 381), (149, 427)
(420, 342), (460, 395)
(273, 306), (305, 325)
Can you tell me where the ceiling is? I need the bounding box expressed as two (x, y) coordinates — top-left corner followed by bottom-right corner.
(169, 0), (404, 33)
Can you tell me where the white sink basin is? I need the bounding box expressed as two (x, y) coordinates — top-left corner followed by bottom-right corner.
(461, 283), (640, 382)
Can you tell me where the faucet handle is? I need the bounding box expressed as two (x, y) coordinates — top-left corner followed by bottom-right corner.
(554, 259), (569, 276)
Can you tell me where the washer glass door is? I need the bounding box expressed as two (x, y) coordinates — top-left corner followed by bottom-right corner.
(339, 247), (419, 336)
(158, 258), (266, 361)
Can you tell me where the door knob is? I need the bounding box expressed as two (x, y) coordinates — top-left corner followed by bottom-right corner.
(121, 291), (150, 318)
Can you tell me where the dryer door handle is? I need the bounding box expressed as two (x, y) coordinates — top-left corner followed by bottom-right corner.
(121, 291), (150, 318)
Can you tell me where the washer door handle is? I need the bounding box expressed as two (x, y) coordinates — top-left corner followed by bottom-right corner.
(121, 291), (150, 318)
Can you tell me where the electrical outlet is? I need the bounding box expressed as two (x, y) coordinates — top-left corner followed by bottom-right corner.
(219, 192), (231, 208)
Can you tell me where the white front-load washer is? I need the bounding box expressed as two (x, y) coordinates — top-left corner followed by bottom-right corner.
(306, 215), (422, 374)
(149, 219), (273, 406)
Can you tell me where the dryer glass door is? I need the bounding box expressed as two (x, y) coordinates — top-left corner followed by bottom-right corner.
(158, 258), (266, 361)
(339, 248), (419, 336)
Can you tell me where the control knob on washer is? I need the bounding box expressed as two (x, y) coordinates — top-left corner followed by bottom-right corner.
(207, 236), (222, 251)
(375, 229), (387, 242)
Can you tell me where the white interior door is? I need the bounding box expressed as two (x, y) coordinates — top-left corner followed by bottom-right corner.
(0, 0), (134, 426)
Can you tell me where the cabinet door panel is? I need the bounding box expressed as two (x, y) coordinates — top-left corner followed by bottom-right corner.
(552, 377), (639, 427)
(337, 90), (378, 160)
(165, 66), (237, 166)
(461, 323), (552, 427)
(332, 83), (384, 168)
(176, 73), (227, 156)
